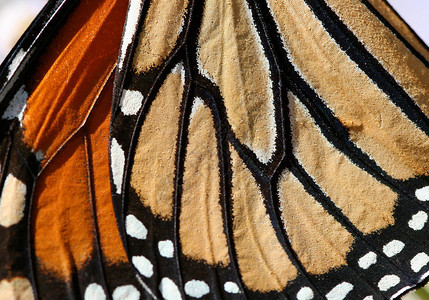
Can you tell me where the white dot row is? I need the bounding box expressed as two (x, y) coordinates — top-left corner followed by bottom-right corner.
(126, 214), (241, 297)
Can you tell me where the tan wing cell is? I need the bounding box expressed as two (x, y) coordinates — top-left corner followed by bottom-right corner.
(278, 171), (354, 275)
(133, 0), (188, 73)
(230, 146), (297, 292)
(268, 0), (429, 179)
(130, 65), (184, 220)
(180, 98), (229, 266)
(198, 0), (276, 163)
(325, 0), (429, 117)
(288, 92), (397, 234)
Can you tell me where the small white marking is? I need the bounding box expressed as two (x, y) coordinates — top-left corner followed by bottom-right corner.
(224, 282), (240, 294)
(120, 90), (144, 116)
(132, 256), (153, 278)
(84, 283), (106, 300)
(408, 211), (428, 230)
(416, 186), (429, 201)
(184, 280), (210, 298)
(7, 49), (26, 80)
(2, 85), (27, 121)
(421, 270), (429, 281)
(110, 138), (125, 194)
(378, 275), (400, 291)
(326, 282), (353, 300)
(363, 296), (373, 300)
(119, 0), (144, 69)
(126, 215), (147, 239)
(159, 278), (182, 300)
(35, 150), (44, 161)
(135, 274), (156, 299)
(391, 286), (411, 299)
(171, 62), (185, 84)
(358, 252), (377, 269)
(158, 240), (174, 258)
(112, 285), (140, 300)
(411, 253), (429, 273)
(383, 240), (405, 257)
(297, 286), (314, 300)
(190, 97), (204, 120)
(0, 174), (27, 227)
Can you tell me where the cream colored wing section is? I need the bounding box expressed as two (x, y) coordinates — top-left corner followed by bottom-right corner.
(278, 171), (354, 275)
(179, 98), (230, 266)
(230, 146), (297, 292)
(366, 0), (429, 62)
(198, 0), (276, 164)
(268, 0), (429, 180)
(288, 92), (396, 234)
(132, 0), (188, 73)
(130, 64), (184, 220)
(325, 0), (429, 117)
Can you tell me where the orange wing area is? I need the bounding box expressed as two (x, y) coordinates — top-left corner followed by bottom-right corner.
(19, 0), (128, 281)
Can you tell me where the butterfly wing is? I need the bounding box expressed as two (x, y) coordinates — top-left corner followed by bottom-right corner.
(110, 0), (429, 299)
(0, 0), (153, 298)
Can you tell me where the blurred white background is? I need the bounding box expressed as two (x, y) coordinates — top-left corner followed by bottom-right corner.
(0, 0), (47, 62)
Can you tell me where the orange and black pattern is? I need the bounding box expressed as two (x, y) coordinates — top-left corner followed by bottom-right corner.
(0, 0), (428, 299)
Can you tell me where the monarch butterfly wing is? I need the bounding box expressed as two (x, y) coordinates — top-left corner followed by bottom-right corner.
(110, 0), (429, 299)
(0, 0), (151, 298)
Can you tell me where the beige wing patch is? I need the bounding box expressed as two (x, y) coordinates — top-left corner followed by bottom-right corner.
(278, 171), (354, 275)
(131, 65), (184, 220)
(132, 0), (188, 73)
(180, 98), (230, 266)
(268, 0), (429, 180)
(230, 146), (297, 292)
(198, 0), (276, 164)
(325, 0), (429, 118)
(288, 92), (397, 234)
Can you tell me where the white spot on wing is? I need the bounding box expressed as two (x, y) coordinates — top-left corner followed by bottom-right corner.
(363, 296), (373, 300)
(409, 211), (428, 230)
(184, 280), (210, 298)
(110, 138), (125, 194)
(120, 90), (144, 116)
(411, 253), (429, 273)
(416, 186), (429, 201)
(224, 282), (240, 294)
(358, 252), (377, 269)
(2, 85), (27, 121)
(118, 0), (144, 70)
(0, 174), (27, 227)
(190, 97), (204, 120)
(7, 49), (26, 80)
(297, 286), (314, 300)
(171, 62), (185, 84)
(84, 283), (106, 300)
(158, 240), (174, 258)
(159, 278), (182, 300)
(35, 150), (44, 162)
(125, 215), (147, 239)
(326, 282), (353, 300)
(112, 285), (140, 300)
(383, 240), (405, 257)
(132, 256), (153, 278)
(378, 275), (400, 291)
